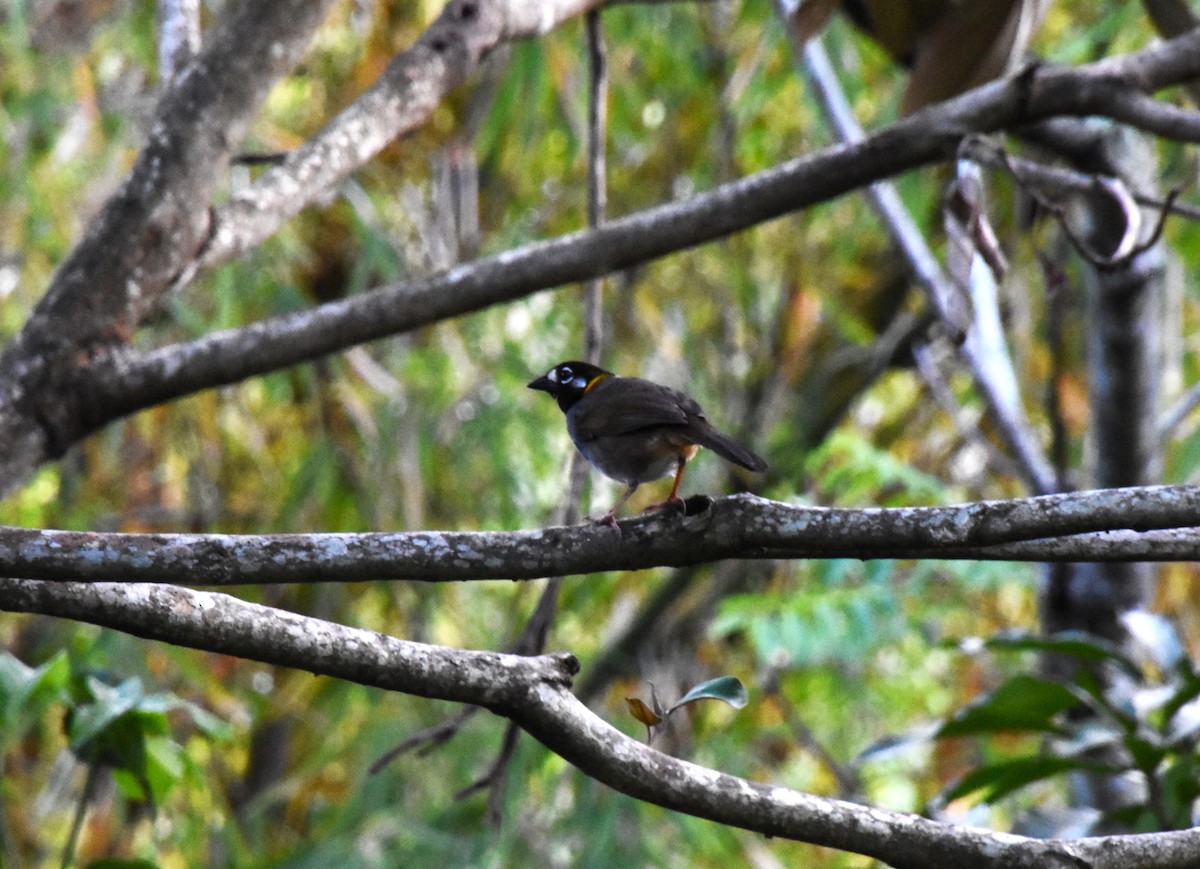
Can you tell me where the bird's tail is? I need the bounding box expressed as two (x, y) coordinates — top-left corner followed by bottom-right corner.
(692, 424), (768, 472)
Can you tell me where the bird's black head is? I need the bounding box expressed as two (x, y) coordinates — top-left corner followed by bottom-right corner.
(528, 361), (611, 412)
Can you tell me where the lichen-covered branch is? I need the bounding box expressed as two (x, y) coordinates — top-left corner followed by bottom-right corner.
(1, 578), (1197, 869)
(76, 30), (1200, 441)
(0, 486), (1197, 586)
(199, 0), (607, 268)
(0, 0), (337, 491)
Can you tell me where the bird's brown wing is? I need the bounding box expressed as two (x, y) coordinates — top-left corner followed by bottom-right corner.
(569, 377), (699, 441)
(571, 375), (768, 472)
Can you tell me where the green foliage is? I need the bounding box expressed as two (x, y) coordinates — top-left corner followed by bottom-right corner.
(937, 674), (1079, 738)
(0, 650), (70, 749)
(66, 670), (229, 806)
(807, 428), (957, 507)
(1, 0), (1198, 866)
(0, 650), (230, 865)
(627, 675), (749, 741)
(941, 755), (1108, 806)
(934, 623), (1200, 832)
(715, 560), (907, 668)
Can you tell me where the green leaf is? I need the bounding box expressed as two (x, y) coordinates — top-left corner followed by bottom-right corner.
(1162, 669), (1200, 732)
(668, 676), (749, 714)
(1160, 753), (1200, 828)
(1125, 734), (1167, 774)
(937, 675), (1078, 738)
(0, 651), (69, 741)
(942, 755), (1110, 804)
(68, 676), (146, 750)
(977, 630), (1141, 678)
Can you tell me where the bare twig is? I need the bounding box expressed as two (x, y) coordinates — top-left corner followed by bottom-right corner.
(582, 9), (608, 365)
(368, 706), (480, 774)
(461, 722), (520, 815)
(985, 142), (1183, 271)
(794, 34), (1056, 494)
(1038, 251), (1071, 489)
(964, 137), (1200, 221)
(911, 342), (1025, 481)
(762, 663), (863, 801)
(1159, 378), (1200, 441)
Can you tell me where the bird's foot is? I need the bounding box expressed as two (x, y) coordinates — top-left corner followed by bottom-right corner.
(594, 512), (622, 535)
(644, 495), (686, 516)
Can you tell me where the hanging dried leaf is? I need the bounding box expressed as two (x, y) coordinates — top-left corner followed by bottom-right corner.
(625, 696), (664, 728)
(786, 1), (1049, 113)
(902, 0), (1048, 113)
(786, 0), (843, 45)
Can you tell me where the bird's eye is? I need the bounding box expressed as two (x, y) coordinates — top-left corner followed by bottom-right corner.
(559, 365), (573, 381)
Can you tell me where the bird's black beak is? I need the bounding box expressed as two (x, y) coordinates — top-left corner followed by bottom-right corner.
(527, 374), (556, 394)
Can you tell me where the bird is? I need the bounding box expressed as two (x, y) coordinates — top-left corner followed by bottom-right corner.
(528, 360), (767, 531)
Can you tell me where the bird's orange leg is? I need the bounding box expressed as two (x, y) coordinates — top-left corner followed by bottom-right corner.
(646, 456), (688, 515)
(599, 482), (639, 534)
(667, 456), (687, 506)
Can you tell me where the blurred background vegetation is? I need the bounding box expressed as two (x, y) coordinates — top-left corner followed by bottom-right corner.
(2, 0), (1200, 866)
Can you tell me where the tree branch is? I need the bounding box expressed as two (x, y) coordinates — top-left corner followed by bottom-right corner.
(0, 0), (337, 488)
(72, 30), (1200, 446)
(157, 0), (201, 86)
(796, 33), (1057, 494)
(1, 578), (1198, 869)
(197, 0), (608, 269)
(1, 487), (1199, 585)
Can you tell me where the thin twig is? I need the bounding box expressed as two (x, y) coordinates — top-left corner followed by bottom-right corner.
(368, 706), (480, 774)
(1038, 251), (1071, 489)
(476, 9), (611, 820)
(762, 665), (863, 800)
(60, 762), (100, 869)
(966, 137), (1187, 270)
(963, 138), (1200, 221)
(794, 33), (1056, 494)
(1159, 379), (1200, 442)
(912, 342), (1024, 482)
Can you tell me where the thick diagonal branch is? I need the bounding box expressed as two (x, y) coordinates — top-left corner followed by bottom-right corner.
(199, 0), (607, 267)
(0, 0), (336, 482)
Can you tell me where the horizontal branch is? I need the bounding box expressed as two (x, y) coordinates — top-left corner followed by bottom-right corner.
(1, 486), (1198, 586)
(1, 578), (1197, 869)
(75, 30), (1200, 434)
(198, 1), (1200, 272)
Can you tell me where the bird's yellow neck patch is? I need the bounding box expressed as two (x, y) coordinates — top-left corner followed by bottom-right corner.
(582, 373), (610, 395)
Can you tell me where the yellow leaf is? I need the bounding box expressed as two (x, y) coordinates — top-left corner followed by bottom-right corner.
(625, 697), (663, 727)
